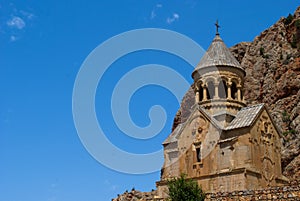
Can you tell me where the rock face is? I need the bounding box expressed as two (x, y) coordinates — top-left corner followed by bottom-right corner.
(173, 6), (300, 180)
(112, 189), (157, 201)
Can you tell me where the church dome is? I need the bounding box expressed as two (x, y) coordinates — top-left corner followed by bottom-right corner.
(191, 29), (247, 116)
(192, 34), (245, 79)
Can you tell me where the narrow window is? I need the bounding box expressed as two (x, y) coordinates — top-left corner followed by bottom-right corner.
(196, 147), (201, 162)
(199, 85), (203, 101)
(231, 82), (238, 100)
(218, 80), (227, 99)
(207, 81), (215, 99)
(264, 122), (268, 133)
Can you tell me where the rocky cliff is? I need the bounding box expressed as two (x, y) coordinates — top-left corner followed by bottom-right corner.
(112, 189), (157, 201)
(173, 6), (300, 180)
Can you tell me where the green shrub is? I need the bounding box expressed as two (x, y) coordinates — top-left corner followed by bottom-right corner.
(284, 13), (294, 25)
(295, 19), (300, 29)
(283, 130), (296, 136)
(167, 174), (205, 201)
(282, 110), (290, 122)
(260, 47), (265, 56)
(291, 34), (297, 48)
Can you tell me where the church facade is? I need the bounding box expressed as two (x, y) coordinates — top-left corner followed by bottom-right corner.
(156, 31), (288, 198)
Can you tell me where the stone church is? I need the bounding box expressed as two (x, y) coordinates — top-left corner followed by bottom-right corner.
(156, 30), (288, 198)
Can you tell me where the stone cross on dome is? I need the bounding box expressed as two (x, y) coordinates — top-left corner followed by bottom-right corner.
(215, 20), (220, 35)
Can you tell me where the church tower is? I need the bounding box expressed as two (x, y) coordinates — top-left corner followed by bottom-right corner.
(192, 27), (246, 126)
(156, 25), (288, 198)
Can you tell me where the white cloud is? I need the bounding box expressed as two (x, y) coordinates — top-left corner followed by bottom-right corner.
(104, 179), (118, 191)
(150, 3), (163, 19)
(111, 185), (118, 191)
(10, 35), (17, 42)
(7, 16), (26, 29)
(166, 13), (180, 24)
(2, 4), (35, 42)
(20, 10), (35, 20)
(150, 10), (156, 19)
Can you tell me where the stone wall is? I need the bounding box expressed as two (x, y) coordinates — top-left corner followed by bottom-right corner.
(113, 181), (300, 200)
(206, 181), (300, 201)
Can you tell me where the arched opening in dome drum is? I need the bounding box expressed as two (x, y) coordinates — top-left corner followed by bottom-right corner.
(241, 90), (243, 100)
(218, 80), (227, 99)
(207, 81), (215, 100)
(231, 82), (238, 100)
(199, 85), (204, 101)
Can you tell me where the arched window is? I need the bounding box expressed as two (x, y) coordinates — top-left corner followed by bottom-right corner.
(218, 80), (227, 99)
(231, 82), (238, 100)
(207, 81), (215, 99)
(194, 143), (202, 163)
(240, 89), (243, 101)
(199, 85), (203, 101)
(196, 146), (201, 162)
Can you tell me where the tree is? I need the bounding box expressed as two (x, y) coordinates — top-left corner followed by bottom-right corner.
(284, 13), (294, 25)
(167, 174), (205, 201)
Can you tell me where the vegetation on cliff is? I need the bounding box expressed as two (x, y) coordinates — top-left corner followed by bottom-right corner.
(167, 174), (205, 201)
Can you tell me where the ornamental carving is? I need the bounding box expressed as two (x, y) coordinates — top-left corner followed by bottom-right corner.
(262, 156), (275, 185)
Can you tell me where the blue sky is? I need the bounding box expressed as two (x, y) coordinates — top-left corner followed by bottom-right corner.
(1, 1), (299, 201)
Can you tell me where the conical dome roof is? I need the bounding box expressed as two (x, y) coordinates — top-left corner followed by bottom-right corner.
(193, 34), (244, 73)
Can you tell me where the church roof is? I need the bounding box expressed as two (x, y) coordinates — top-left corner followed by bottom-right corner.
(163, 123), (183, 144)
(226, 104), (265, 130)
(163, 103), (277, 145)
(194, 34), (244, 72)
(163, 105), (224, 145)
